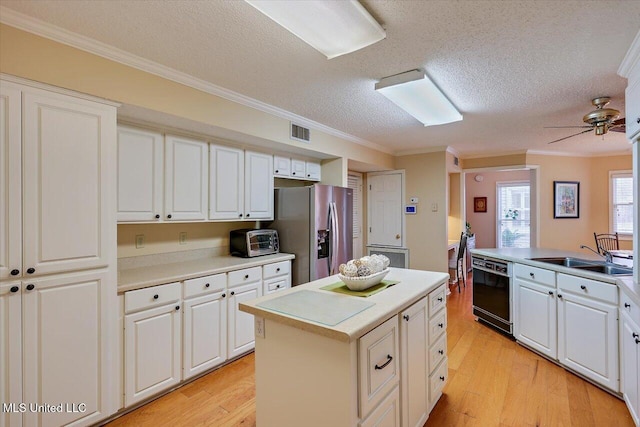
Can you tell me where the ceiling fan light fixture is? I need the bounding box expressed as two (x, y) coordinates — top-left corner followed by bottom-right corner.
(375, 69), (462, 126)
(244, 0), (386, 59)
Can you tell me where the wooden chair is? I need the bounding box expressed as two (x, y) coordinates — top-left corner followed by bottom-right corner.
(449, 232), (468, 292)
(593, 232), (619, 255)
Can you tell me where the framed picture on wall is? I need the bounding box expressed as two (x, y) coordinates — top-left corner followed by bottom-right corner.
(554, 181), (579, 218)
(473, 197), (487, 213)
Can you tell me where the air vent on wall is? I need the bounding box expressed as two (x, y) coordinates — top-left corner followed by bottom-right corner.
(291, 123), (311, 143)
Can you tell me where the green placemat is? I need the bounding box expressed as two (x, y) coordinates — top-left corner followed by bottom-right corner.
(321, 279), (400, 297)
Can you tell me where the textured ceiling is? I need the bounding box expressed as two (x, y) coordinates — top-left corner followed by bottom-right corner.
(2, 0), (639, 157)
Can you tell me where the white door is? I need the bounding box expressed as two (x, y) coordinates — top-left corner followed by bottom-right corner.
(621, 314), (640, 425)
(0, 82), (22, 280)
(183, 291), (227, 380)
(22, 270), (114, 427)
(400, 298), (428, 427)
(209, 144), (244, 220)
(290, 159), (306, 179)
(125, 303), (182, 406)
(0, 281), (22, 427)
(368, 172), (404, 247)
(273, 155), (291, 177)
(244, 151), (274, 220)
(117, 126), (164, 222)
(165, 135), (208, 221)
(228, 281), (261, 358)
(305, 161), (321, 181)
(348, 173), (363, 258)
(22, 88), (116, 277)
(514, 279), (557, 358)
(557, 292), (618, 391)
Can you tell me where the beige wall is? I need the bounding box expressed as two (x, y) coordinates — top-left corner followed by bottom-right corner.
(462, 153), (527, 169)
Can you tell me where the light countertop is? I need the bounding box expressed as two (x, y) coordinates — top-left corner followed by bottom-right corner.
(117, 253), (295, 293)
(471, 247), (640, 305)
(239, 267), (449, 343)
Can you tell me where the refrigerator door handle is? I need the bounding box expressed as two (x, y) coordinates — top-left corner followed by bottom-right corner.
(326, 204), (333, 274)
(330, 201), (340, 274)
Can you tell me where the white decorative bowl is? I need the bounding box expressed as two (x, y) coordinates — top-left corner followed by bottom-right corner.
(338, 269), (390, 291)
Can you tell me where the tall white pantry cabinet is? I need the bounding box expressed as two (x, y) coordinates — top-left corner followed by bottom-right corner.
(0, 78), (118, 427)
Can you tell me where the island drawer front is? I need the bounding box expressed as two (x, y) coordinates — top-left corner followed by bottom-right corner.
(263, 276), (290, 295)
(429, 334), (447, 374)
(620, 293), (640, 326)
(429, 310), (447, 345)
(358, 316), (400, 419)
(429, 359), (448, 403)
(514, 264), (555, 286)
(263, 261), (290, 279)
(125, 282), (181, 313)
(557, 273), (617, 304)
(228, 266), (262, 287)
(428, 283), (447, 316)
(358, 385), (400, 427)
(183, 273), (226, 299)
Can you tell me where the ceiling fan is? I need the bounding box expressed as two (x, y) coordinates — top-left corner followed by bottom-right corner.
(546, 97), (626, 144)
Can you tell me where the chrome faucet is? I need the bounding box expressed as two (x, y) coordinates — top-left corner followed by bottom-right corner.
(580, 245), (613, 263)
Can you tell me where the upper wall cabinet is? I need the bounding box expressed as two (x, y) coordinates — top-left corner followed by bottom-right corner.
(210, 144), (244, 220)
(245, 151), (274, 220)
(117, 126), (164, 222)
(164, 135), (209, 221)
(273, 155), (321, 182)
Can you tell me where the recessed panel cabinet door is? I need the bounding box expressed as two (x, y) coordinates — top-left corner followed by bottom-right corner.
(0, 82), (22, 280)
(210, 144), (244, 220)
(165, 135), (208, 221)
(400, 297), (429, 427)
(244, 151), (273, 220)
(228, 281), (261, 359)
(22, 88), (116, 276)
(621, 314), (640, 425)
(514, 278), (557, 359)
(117, 126), (164, 222)
(0, 281), (22, 427)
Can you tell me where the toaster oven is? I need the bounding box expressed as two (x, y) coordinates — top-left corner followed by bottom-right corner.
(230, 229), (279, 257)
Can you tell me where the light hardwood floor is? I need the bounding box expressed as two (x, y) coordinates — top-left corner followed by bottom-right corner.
(105, 276), (634, 427)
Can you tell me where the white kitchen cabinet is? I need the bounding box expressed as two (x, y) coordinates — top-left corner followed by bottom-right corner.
(556, 274), (618, 391)
(273, 155), (291, 177)
(209, 144), (244, 220)
(305, 161), (321, 181)
(182, 274), (228, 380)
(262, 260), (291, 295)
(124, 282), (182, 406)
(621, 296), (640, 426)
(117, 126), (164, 222)
(0, 281), (22, 427)
(244, 151), (274, 220)
(290, 159), (306, 179)
(626, 78), (640, 141)
(513, 264), (557, 359)
(22, 270), (115, 427)
(228, 280), (262, 359)
(399, 297), (428, 427)
(165, 135), (208, 221)
(360, 386), (401, 427)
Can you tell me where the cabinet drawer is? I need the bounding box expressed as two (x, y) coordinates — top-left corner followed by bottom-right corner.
(228, 266), (262, 287)
(125, 282), (181, 314)
(429, 334), (447, 374)
(557, 273), (617, 304)
(358, 316), (400, 418)
(429, 359), (448, 403)
(428, 283), (447, 317)
(263, 261), (290, 279)
(183, 273), (226, 299)
(514, 263), (555, 286)
(621, 292), (640, 327)
(429, 310), (447, 345)
(359, 385), (400, 427)
(263, 276), (290, 294)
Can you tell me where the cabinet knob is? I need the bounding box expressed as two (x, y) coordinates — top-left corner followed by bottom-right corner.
(558, 294), (563, 299)
(625, 303), (632, 308)
(307, 174), (311, 177)
(222, 293), (226, 298)
(26, 268), (35, 274)
(637, 117), (640, 124)
(633, 333), (639, 339)
(175, 306), (180, 311)
(10, 269), (19, 276)
(439, 376), (445, 381)
(438, 297), (443, 302)
(276, 284), (280, 288)
(292, 172), (296, 175)
(153, 294), (159, 300)
(275, 170), (279, 173)
(529, 272), (535, 278)
(26, 284), (35, 291)
(167, 214), (172, 219)
(246, 213), (250, 218)
(239, 213), (243, 217)
(230, 291), (235, 296)
(438, 323), (444, 328)
(10, 286), (19, 293)
(403, 314), (410, 321)
(548, 291), (554, 296)
(155, 214), (160, 219)
(205, 283), (210, 288)
(580, 285), (586, 290)
(438, 349), (444, 355)
(244, 274), (249, 279)
(276, 268), (280, 272)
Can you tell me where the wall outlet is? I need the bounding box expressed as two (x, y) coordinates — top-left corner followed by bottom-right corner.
(431, 202), (438, 212)
(135, 234), (145, 249)
(179, 232), (187, 245)
(255, 316), (265, 339)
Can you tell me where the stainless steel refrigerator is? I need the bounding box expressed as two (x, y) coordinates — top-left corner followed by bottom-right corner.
(270, 184), (353, 286)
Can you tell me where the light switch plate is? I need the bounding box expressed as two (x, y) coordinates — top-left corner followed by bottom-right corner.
(179, 232), (187, 245)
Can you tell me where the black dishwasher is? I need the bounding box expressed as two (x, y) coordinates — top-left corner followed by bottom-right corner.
(472, 256), (512, 336)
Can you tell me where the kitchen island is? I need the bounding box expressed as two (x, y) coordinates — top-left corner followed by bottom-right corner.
(240, 267), (449, 427)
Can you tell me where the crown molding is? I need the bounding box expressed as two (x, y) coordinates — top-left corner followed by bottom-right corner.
(394, 145), (450, 156)
(618, 28), (640, 78)
(0, 6), (393, 155)
(526, 148), (632, 157)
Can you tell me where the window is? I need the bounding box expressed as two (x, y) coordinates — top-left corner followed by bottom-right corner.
(610, 171), (633, 236)
(497, 182), (530, 248)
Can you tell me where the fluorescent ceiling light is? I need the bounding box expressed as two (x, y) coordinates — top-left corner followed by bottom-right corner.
(375, 69), (462, 126)
(245, 0), (385, 59)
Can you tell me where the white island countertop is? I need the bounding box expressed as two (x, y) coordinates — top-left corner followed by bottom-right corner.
(471, 247), (640, 306)
(239, 267), (449, 343)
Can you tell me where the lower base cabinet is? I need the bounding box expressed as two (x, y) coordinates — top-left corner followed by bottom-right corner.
(360, 386), (401, 427)
(400, 297), (429, 427)
(621, 294), (640, 426)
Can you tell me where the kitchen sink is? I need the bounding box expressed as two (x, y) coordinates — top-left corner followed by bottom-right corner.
(528, 257), (633, 276)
